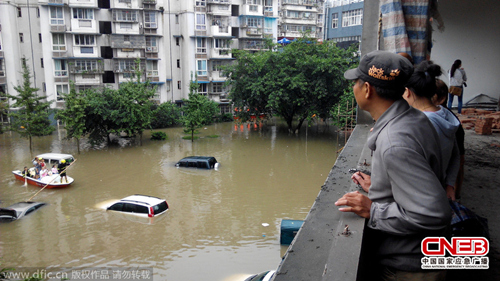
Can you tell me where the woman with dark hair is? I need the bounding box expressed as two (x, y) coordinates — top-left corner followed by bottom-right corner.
(404, 61), (460, 200)
(447, 59), (467, 114)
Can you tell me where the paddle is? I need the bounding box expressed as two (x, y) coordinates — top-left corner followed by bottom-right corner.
(27, 159), (77, 202)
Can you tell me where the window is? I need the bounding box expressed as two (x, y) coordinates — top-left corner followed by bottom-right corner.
(342, 9), (363, 27)
(332, 13), (338, 28)
(196, 60), (207, 76)
(196, 0), (206, 6)
(286, 11), (299, 18)
(176, 37), (180, 46)
(19, 33), (24, 43)
(17, 7), (22, 17)
(246, 0), (260, 4)
(198, 84), (208, 96)
(146, 37), (157, 51)
(177, 59), (180, 68)
(41, 58), (44, 68)
(73, 8), (94, 19)
(37, 8), (40, 18)
(56, 84), (69, 101)
(54, 60), (68, 77)
(75, 35), (95, 54)
(119, 60), (135, 72)
(74, 35), (95, 46)
(144, 11), (157, 28)
(39, 33), (43, 43)
(115, 10), (137, 22)
(247, 18), (261, 27)
(146, 61), (158, 77)
(212, 60), (223, 71)
(74, 60), (98, 72)
(196, 14), (206, 30)
(212, 83), (224, 93)
(177, 81), (181, 89)
(214, 38), (229, 49)
(52, 34), (66, 51)
(124, 35), (130, 42)
(50, 7), (64, 25)
(175, 14), (179, 24)
(196, 38), (206, 53)
(264, 18), (272, 34)
(249, 5), (257, 11)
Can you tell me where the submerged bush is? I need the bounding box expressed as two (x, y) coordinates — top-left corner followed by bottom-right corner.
(151, 131), (167, 140)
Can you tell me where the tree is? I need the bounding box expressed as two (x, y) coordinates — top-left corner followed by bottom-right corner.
(7, 59), (54, 152)
(225, 38), (358, 133)
(150, 102), (181, 129)
(115, 60), (156, 145)
(56, 83), (87, 154)
(0, 91), (8, 134)
(182, 80), (219, 142)
(83, 87), (120, 146)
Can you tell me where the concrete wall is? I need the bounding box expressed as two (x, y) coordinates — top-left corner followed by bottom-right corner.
(430, 0), (500, 105)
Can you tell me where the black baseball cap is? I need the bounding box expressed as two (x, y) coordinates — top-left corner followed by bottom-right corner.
(344, 50), (414, 88)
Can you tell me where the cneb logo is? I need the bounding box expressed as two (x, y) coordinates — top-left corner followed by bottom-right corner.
(422, 237), (489, 256)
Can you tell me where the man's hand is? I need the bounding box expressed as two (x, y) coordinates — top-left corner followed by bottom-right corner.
(446, 185), (456, 201)
(351, 171), (371, 192)
(335, 191), (372, 218)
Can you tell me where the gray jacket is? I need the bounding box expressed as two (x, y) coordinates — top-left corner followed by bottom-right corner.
(366, 99), (452, 271)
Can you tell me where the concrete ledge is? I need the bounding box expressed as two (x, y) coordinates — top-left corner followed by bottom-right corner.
(273, 125), (373, 281)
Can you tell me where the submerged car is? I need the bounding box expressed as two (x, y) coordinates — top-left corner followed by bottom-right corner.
(106, 195), (169, 218)
(243, 270), (276, 281)
(175, 156), (219, 169)
(0, 202), (46, 222)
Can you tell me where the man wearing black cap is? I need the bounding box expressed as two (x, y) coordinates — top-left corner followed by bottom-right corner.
(335, 51), (451, 280)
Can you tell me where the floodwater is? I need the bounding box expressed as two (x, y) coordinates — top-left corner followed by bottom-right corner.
(0, 120), (342, 281)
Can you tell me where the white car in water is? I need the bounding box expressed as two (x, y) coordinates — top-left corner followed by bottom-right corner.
(106, 195), (169, 218)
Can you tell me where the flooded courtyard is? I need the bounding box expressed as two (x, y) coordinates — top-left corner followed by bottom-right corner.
(0, 120), (342, 281)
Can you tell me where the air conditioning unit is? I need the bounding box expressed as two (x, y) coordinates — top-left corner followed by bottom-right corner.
(146, 47), (152, 52)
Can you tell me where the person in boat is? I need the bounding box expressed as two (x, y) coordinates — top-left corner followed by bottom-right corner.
(58, 159), (69, 183)
(34, 159), (42, 179)
(22, 166), (29, 178)
(40, 166), (49, 178)
(40, 158), (47, 170)
(52, 165), (58, 175)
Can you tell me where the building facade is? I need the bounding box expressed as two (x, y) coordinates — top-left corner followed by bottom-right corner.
(278, 0), (325, 40)
(324, 0), (363, 47)
(0, 0), (280, 113)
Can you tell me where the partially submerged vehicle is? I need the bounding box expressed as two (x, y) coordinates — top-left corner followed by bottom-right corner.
(0, 202), (46, 222)
(106, 195), (169, 218)
(175, 156), (219, 169)
(12, 153), (75, 188)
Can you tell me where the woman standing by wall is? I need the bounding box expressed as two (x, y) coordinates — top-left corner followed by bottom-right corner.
(448, 59), (468, 114)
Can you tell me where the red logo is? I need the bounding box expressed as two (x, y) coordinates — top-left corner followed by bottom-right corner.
(422, 237), (489, 256)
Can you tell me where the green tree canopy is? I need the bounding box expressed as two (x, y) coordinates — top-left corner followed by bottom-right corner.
(56, 83), (88, 154)
(182, 80), (219, 142)
(7, 59), (54, 151)
(115, 64), (156, 145)
(225, 39), (358, 133)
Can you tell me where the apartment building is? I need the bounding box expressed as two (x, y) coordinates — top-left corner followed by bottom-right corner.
(278, 0), (325, 41)
(324, 0), (363, 48)
(0, 0), (280, 114)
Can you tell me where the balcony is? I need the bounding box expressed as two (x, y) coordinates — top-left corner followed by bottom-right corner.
(142, 0), (156, 4)
(211, 25), (231, 37)
(50, 25), (67, 32)
(207, 0), (230, 4)
(69, 61), (104, 74)
(207, 5), (231, 16)
(246, 28), (263, 36)
(210, 48), (231, 59)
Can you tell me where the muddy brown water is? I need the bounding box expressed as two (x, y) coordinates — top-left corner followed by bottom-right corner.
(0, 120), (341, 281)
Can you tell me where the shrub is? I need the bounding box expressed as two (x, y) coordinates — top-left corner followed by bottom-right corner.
(151, 131), (167, 140)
